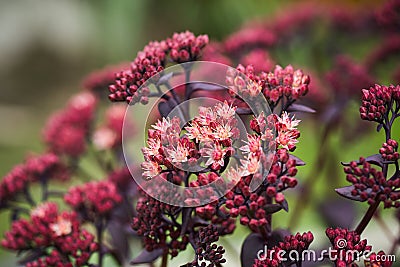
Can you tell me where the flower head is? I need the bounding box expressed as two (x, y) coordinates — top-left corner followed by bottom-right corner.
(1, 202), (97, 266)
(253, 232), (314, 267)
(167, 31), (209, 63)
(326, 227), (372, 266)
(343, 157), (400, 208)
(274, 112), (300, 151)
(43, 92), (97, 157)
(64, 181), (123, 218)
(360, 84), (400, 122)
(200, 142), (227, 168)
(227, 64), (310, 107)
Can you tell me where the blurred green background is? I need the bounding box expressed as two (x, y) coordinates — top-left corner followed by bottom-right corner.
(0, 0), (398, 266)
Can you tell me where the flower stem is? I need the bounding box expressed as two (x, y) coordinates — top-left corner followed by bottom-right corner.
(355, 198), (380, 235)
(355, 109), (393, 235)
(97, 221), (104, 267)
(160, 251), (168, 267)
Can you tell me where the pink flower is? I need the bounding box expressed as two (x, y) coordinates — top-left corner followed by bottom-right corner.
(241, 155), (261, 175)
(165, 141), (190, 163)
(93, 127), (117, 150)
(201, 142), (227, 168)
(275, 112), (300, 151)
(240, 134), (262, 156)
(50, 216), (72, 237)
(141, 160), (161, 179)
(142, 138), (162, 158)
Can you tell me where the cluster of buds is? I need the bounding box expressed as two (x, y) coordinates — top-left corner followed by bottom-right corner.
(222, 149), (298, 233)
(167, 31), (209, 63)
(225, 188), (270, 232)
(344, 157), (400, 208)
(326, 227), (372, 267)
(265, 149), (298, 202)
(253, 231), (314, 267)
(64, 180), (122, 219)
(183, 225), (226, 267)
(0, 164), (28, 207)
(278, 231), (314, 252)
(132, 194), (188, 257)
(108, 41), (167, 103)
(82, 62), (129, 93)
(379, 139), (399, 161)
(25, 153), (69, 183)
(1, 202), (97, 266)
(0, 153), (68, 207)
(109, 31), (209, 103)
(43, 92), (97, 157)
(360, 84), (400, 122)
(227, 64), (310, 108)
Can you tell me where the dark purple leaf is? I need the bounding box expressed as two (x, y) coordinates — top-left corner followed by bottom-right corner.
(281, 199), (289, 212)
(108, 220), (130, 265)
(377, 123), (383, 132)
(289, 154), (306, 166)
(264, 204), (283, 214)
(269, 229), (291, 247)
(287, 103), (316, 113)
(335, 185), (366, 202)
(130, 248), (163, 265)
(318, 198), (356, 229)
(341, 154), (384, 168)
(240, 233), (266, 267)
(240, 230), (290, 267)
